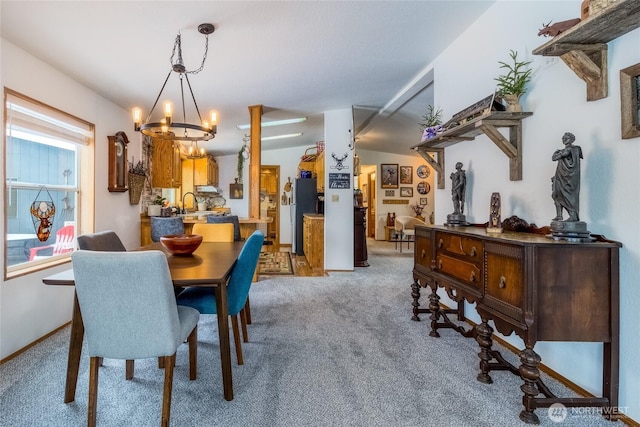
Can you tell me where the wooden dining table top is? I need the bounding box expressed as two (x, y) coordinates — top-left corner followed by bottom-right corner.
(43, 241), (245, 287)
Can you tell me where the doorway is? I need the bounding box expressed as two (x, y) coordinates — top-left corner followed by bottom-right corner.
(260, 165), (280, 247)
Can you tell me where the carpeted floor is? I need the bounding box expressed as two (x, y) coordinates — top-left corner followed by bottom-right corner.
(0, 239), (618, 426)
(258, 251), (293, 275)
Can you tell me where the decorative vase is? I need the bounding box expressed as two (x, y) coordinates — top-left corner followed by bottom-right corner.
(147, 205), (162, 217)
(504, 94), (523, 113)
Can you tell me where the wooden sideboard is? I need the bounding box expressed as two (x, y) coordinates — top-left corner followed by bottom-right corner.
(411, 223), (621, 424)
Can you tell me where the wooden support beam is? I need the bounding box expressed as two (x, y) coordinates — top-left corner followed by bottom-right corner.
(248, 105), (262, 219)
(560, 47), (608, 101)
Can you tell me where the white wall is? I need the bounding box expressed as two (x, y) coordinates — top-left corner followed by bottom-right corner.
(430, 1), (639, 419)
(1, 39), (140, 359)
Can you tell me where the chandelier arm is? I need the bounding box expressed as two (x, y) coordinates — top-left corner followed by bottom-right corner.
(183, 73), (204, 125)
(146, 70), (173, 122)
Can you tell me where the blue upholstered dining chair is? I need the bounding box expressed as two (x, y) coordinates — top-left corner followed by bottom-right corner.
(150, 217), (185, 242)
(206, 214), (242, 241)
(71, 250), (199, 427)
(177, 230), (264, 365)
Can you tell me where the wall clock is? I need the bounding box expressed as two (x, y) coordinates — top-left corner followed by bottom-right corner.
(108, 131), (129, 192)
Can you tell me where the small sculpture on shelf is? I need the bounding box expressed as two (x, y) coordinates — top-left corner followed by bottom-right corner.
(487, 192), (503, 233)
(446, 162), (469, 226)
(549, 132), (591, 241)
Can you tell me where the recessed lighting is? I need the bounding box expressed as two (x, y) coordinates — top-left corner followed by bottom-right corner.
(236, 117), (307, 130)
(261, 133), (303, 141)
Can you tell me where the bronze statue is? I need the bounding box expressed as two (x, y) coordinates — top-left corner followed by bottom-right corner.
(450, 162), (466, 215)
(551, 132), (582, 222)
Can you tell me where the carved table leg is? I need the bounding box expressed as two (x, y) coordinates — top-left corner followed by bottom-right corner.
(475, 320), (494, 384)
(411, 277), (422, 321)
(519, 346), (542, 424)
(428, 286), (442, 337)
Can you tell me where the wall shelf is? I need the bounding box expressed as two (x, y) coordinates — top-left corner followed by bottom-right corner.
(532, 0), (640, 101)
(411, 112), (532, 189)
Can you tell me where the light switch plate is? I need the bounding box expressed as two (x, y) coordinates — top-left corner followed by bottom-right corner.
(332, 194), (339, 202)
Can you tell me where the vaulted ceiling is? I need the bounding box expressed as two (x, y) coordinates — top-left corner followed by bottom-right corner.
(1, 1), (494, 156)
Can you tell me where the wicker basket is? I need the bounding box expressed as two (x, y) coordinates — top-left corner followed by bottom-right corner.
(298, 147), (317, 178)
(128, 173), (146, 205)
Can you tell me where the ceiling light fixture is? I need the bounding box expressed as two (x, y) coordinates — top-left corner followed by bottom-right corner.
(132, 23), (218, 159)
(236, 117), (307, 130)
(261, 133), (303, 141)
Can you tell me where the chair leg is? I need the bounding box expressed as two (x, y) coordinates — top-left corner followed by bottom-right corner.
(158, 357), (164, 369)
(240, 308), (249, 343)
(125, 360), (134, 380)
(188, 326), (198, 380)
(230, 314), (244, 365)
(244, 297), (252, 325)
(97, 357), (104, 367)
(161, 354), (175, 427)
(88, 357), (100, 427)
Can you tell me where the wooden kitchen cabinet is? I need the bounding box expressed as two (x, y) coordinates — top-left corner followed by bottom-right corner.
(151, 138), (182, 188)
(194, 155), (218, 186)
(411, 221), (621, 424)
(303, 214), (324, 270)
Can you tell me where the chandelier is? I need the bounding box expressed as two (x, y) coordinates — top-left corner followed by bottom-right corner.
(132, 23), (218, 158)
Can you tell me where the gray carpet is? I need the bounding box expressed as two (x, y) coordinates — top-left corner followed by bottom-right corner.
(0, 240), (616, 426)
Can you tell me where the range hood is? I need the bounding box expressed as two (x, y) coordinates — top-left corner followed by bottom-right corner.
(195, 185), (221, 193)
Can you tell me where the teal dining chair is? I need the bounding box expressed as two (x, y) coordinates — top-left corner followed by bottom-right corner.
(177, 230), (264, 365)
(72, 250), (199, 427)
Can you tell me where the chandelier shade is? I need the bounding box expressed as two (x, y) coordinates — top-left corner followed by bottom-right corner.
(133, 23), (217, 152)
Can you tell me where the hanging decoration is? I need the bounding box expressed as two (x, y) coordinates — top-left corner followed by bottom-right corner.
(30, 186), (56, 242)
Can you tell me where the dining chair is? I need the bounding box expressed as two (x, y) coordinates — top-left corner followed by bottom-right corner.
(394, 216), (426, 253)
(150, 217), (185, 242)
(72, 250), (199, 427)
(176, 230), (264, 365)
(192, 223), (235, 243)
(206, 214), (242, 241)
(28, 224), (75, 260)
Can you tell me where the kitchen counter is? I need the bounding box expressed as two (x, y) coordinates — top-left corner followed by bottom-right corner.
(140, 214), (272, 245)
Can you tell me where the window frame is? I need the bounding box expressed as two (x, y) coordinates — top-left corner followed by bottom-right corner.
(4, 88), (95, 279)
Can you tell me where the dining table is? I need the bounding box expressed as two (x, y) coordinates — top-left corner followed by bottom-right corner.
(42, 240), (245, 402)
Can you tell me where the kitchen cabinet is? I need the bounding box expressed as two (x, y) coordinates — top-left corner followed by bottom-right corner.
(151, 139), (182, 188)
(303, 214), (324, 270)
(194, 155), (218, 186)
(411, 222), (621, 424)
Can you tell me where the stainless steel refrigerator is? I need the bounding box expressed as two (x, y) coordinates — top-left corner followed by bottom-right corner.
(291, 178), (317, 256)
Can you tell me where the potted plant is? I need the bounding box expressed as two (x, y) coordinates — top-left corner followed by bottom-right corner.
(494, 49), (532, 112)
(147, 195), (166, 217)
(419, 105), (443, 140)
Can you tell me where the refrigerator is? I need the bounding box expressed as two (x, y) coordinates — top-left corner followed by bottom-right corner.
(291, 178), (318, 256)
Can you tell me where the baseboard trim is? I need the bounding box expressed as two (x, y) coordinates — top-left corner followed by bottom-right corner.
(0, 321), (70, 365)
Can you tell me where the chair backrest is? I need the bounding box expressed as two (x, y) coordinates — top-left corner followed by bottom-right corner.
(192, 223), (235, 242)
(71, 250), (182, 359)
(206, 215), (242, 241)
(226, 230), (264, 315)
(53, 224), (75, 255)
(77, 230), (126, 251)
(150, 217), (185, 242)
(395, 216), (425, 232)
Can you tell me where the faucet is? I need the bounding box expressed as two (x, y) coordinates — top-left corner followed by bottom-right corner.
(181, 192), (197, 214)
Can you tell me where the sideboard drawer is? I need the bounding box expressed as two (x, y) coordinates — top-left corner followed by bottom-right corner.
(414, 227), (433, 273)
(436, 253), (482, 289)
(436, 232), (483, 263)
(483, 243), (524, 321)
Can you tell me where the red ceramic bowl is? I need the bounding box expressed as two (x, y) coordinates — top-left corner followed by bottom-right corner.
(160, 234), (203, 256)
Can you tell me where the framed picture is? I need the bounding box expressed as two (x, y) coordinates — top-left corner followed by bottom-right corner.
(400, 166), (413, 184)
(400, 187), (413, 197)
(417, 181), (431, 195)
(420, 197), (428, 205)
(620, 63), (640, 139)
(381, 163), (399, 188)
(384, 190), (395, 197)
(229, 183), (243, 199)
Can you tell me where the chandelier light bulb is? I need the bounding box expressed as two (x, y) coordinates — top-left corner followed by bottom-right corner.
(210, 111), (218, 126)
(132, 108), (142, 130)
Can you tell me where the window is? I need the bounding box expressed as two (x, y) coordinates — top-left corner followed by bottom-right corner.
(4, 89), (94, 279)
